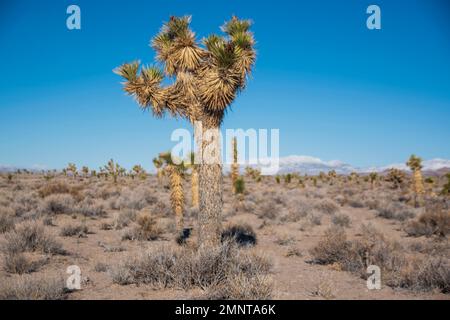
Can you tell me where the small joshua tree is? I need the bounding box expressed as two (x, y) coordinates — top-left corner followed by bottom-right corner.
(441, 173), (450, 196)
(115, 15), (256, 248)
(234, 177), (245, 195)
(67, 163), (77, 179)
(406, 155), (425, 206)
(230, 137), (239, 193)
(153, 157), (164, 183)
(369, 172), (378, 188)
(104, 159), (122, 184)
(386, 168), (405, 189)
(81, 166), (89, 178)
(158, 152), (187, 235)
(132, 164), (147, 180)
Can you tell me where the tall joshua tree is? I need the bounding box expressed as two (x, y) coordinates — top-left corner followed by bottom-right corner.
(115, 16), (256, 248)
(159, 152), (186, 235)
(406, 154), (425, 205)
(104, 159), (122, 184)
(230, 137), (239, 193)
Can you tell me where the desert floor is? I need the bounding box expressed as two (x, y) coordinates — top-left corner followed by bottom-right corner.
(0, 173), (448, 300)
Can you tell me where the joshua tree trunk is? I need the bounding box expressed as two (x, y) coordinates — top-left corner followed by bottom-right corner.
(169, 167), (184, 234)
(413, 169), (424, 207)
(198, 123), (223, 248)
(191, 168), (199, 208)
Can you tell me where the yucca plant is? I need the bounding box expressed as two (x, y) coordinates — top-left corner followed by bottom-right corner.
(152, 157), (164, 183)
(230, 137), (239, 192)
(234, 177), (245, 195)
(158, 152), (187, 235)
(115, 15), (255, 247)
(406, 155), (425, 206)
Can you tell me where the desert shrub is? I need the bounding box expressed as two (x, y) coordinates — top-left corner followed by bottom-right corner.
(221, 223), (257, 246)
(275, 233), (296, 246)
(347, 197), (365, 208)
(284, 199), (310, 222)
(38, 181), (73, 198)
(0, 212), (15, 233)
(76, 200), (107, 218)
(309, 213), (322, 226)
(39, 194), (75, 215)
(112, 188), (157, 210)
(113, 209), (137, 230)
(3, 252), (46, 274)
(11, 192), (39, 217)
(94, 262), (108, 273)
(376, 201), (415, 221)
(0, 275), (67, 300)
(314, 199), (339, 215)
(204, 274), (273, 300)
(332, 214), (351, 228)
(121, 213), (162, 241)
(405, 204), (450, 237)
(257, 201), (278, 220)
(111, 241), (272, 298)
(401, 258), (450, 293)
(60, 224), (89, 237)
(3, 221), (64, 255)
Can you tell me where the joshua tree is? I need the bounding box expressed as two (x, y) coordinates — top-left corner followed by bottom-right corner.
(440, 173), (450, 196)
(406, 155), (425, 196)
(152, 157), (164, 183)
(115, 15), (255, 247)
(159, 152), (187, 235)
(230, 137), (239, 193)
(104, 159), (122, 184)
(369, 172), (378, 188)
(186, 152), (199, 208)
(67, 163), (77, 178)
(132, 164), (147, 180)
(81, 166), (89, 177)
(386, 168), (405, 189)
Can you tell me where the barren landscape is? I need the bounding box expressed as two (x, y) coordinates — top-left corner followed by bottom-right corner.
(0, 169), (449, 300)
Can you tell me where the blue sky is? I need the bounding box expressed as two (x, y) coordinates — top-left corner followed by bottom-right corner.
(0, 0), (449, 170)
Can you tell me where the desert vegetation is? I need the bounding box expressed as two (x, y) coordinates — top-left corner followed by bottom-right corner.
(0, 153), (449, 300)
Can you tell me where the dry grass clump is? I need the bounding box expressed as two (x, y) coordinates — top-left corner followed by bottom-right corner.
(113, 209), (137, 230)
(0, 275), (67, 300)
(221, 223), (257, 246)
(314, 199), (339, 215)
(111, 241), (272, 299)
(3, 253), (47, 274)
(121, 213), (162, 241)
(405, 203), (450, 237)
(38, 181), (82, 200)
(3, 221), (64, 255)
(60, 224), (89, 237)
(111, 188), (157, 210)
(10, 191), (39, 217)
(376, 201), (415, 221)
(76, 200), (107, 218)
(310, 225), (450, 293)
(39, 194), (75, 215)
(332, 213), (351, 228)
(0, 210), (15, 233)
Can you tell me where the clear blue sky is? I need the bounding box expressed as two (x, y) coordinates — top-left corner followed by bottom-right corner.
(1, 0), (449, 170)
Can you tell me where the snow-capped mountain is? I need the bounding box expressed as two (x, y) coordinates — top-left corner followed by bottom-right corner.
(245, 156), (450, 175)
